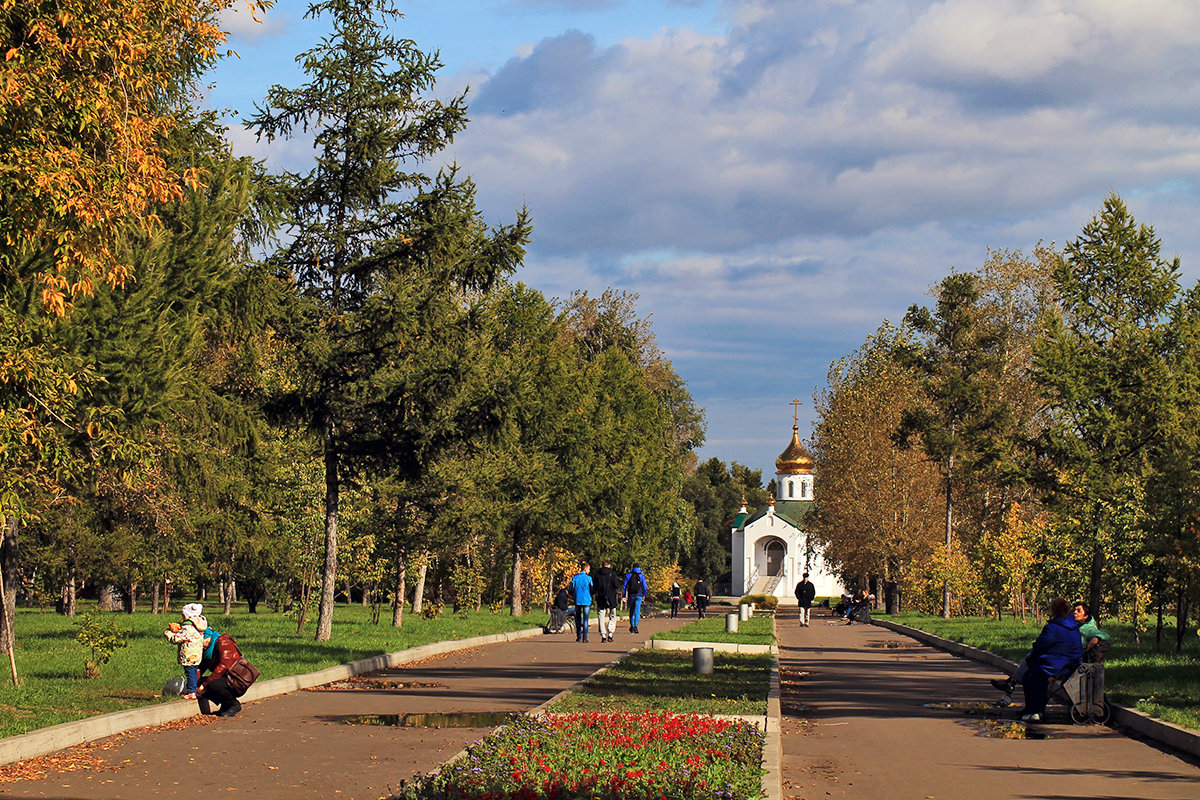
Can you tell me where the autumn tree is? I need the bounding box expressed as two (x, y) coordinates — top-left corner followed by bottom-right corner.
(895, 273), (1009, 617)
(810, 323), (943, 612)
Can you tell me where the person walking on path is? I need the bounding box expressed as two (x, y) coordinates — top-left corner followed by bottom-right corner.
(570, 562), (594, 643)
(669, 582), (682, 618)
(794, 573), (816, 627)
(593, 560), (622, 642)
(694, 578), (711, 619)
(622, 564), (649, 633)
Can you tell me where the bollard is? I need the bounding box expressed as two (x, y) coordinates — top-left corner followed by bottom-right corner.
(739, 603), (751, 622)
(693, 646), (714, 675)
(726, 613), (739, 633)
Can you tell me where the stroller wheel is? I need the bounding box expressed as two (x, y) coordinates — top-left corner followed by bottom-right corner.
(1091, 702), (1111, 725)
(1069, 704), (1089, 724)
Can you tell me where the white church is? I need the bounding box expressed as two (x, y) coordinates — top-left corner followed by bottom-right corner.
(730, 417), (843, 605)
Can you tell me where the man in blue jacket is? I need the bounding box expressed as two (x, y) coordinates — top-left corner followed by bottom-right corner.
(622, 564), (648, 634)
(570, 563), (594, 643)
(1019, 597), (1083, 721)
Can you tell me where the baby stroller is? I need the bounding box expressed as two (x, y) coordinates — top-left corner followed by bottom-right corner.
(544, 606), (575, 635)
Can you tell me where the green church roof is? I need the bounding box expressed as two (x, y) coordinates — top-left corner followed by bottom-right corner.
(736, 500), (813, 532)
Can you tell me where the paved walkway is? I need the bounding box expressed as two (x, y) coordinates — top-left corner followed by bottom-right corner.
(777, 609), (1200, 799)
(0, 614), (690, 799)
(7, 609), (1200, 800)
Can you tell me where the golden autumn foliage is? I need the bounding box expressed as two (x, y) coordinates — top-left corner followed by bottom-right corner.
(0, 0), (269, 313)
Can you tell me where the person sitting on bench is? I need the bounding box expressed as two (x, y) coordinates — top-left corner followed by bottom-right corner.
(993, 599), (1110, 705)
(990, 598), (1081, 721)
(1073, 601), (1111, 662)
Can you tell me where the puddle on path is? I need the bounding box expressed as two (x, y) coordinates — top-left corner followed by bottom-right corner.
(342, 711), (518, 728)
(924, 701), (1007, 715)
(956, 718), (1060, 739)
(866, 640), (923, 649)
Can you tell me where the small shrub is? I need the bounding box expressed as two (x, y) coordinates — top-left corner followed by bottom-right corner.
(420, 601), (443, 619)
(74, 614), (130, 678)
(739, 594), (778, 610)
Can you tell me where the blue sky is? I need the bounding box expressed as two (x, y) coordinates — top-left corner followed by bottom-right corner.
(209, 0), (1200, 478)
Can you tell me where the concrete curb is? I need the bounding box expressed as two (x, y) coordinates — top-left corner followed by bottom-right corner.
(871, 618), (1200, 760)
(648, 638), (777, 655)
(0, 626), (545, 768)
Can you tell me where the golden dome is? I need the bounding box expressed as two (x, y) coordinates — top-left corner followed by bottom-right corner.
(775, 425), (814, 475)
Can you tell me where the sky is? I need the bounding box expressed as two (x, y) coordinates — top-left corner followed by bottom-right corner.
(208, 0), (1200, 479)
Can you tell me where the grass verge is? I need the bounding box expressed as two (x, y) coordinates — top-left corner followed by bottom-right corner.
(0, 603), (546, 739)
(888, 612), (1200, 732)
(651, 614), (774, 646)
(547, 649), (770, 715)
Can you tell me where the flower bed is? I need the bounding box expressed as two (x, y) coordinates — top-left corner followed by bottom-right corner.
(395, 711), (765, 800)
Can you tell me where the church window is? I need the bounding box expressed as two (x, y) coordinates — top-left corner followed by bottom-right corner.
(788, 481), (794, 498)
(801, 480), (807, 499)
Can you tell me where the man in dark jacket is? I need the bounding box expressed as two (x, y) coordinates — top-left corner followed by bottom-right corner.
(1019, 597), (1083, 721)
(197, 631), (247, 717)
(593, 561), (622, 642)
(794, 573), (816, 627)
(694, 579), (711, 619)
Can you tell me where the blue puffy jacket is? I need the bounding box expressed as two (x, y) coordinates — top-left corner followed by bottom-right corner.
(1029, 614), (1083, 677)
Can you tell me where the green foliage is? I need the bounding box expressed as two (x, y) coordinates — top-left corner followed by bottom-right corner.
(74, 613), (130, 678)
(681, 458), (769, 583)
(738, 594), (778, 610)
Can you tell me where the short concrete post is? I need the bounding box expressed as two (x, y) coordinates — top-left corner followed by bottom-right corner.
(726, 613), (739, 633)
(693, 647), (714, 675)
(739, 603), (751, 622)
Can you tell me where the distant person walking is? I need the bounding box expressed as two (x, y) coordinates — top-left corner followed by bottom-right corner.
(570, 562), (594, 643)
(669, 582), (682, 618)
(694, 578), (711, 619)
(622, 564), (648, 634)
(593, 560), (622, 643)
(794, 573), (816, 627)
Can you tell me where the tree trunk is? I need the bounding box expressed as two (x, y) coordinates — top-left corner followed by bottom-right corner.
(1088, 538), (1103, 621)
(1177, 574), (1191, 653)
(162, 578), (170, 612)
(124, 582), (136, 614)
(511, 535), (524, 617)
(392, 546), (406, 628)
(98, 584), (117, 611)
(316, 437), (339, 642)
(0, 515), (17, 655)
(942, 460), (952, 619)
(411, 557), (428, 615)
(224, 578), (235, 616)
(64, 548), (77, 617)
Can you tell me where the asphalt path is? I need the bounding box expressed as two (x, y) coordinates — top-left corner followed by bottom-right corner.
(0, 612), (693, 800)
(778, 609), (1200, 800)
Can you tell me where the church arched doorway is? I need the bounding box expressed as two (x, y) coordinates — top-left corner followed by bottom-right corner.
(764, 539), (785, 577)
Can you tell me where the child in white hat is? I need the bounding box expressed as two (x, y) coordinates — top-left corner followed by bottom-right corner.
(164, 603), (208, 699)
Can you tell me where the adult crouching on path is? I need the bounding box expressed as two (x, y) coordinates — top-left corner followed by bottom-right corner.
(1018, 597), (1083, 721)
(197, 629), (249, 717)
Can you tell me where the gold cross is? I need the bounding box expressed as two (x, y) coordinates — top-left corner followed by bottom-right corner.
(790, 398), (801, 425)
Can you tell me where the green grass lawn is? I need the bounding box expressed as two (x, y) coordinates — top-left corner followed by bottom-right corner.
(888, 612), (1200, 731)
(546, 648), (771, 715)
(0, 602), (546, 739)
(652, 614), (774, 646)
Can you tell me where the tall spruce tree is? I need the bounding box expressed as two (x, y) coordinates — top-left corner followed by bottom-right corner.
(1034, 194), (1180, 617)
(249, 0), (529, 640)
